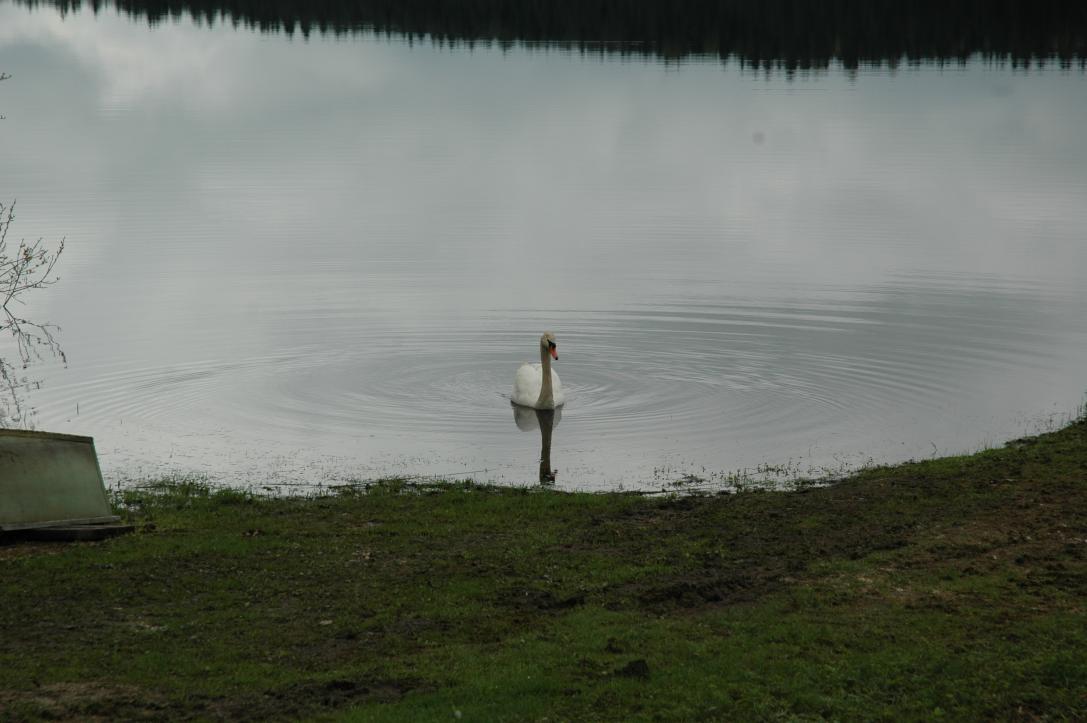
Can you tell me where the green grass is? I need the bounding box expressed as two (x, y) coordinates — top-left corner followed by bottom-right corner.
(2, 419), (1086, 721)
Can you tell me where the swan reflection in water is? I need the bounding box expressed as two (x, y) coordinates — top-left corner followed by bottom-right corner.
(512, 404), (561, 484)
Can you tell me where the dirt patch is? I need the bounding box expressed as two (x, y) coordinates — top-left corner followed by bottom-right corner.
(613, 659), (650, 679)
(0, 538), (70, 561)
(1, 677), (432, 721)
(494, 585), (587, 612)
(0, 682), (167, 721)
(636, 573), (766, 612)
(202, 676), (428, 720)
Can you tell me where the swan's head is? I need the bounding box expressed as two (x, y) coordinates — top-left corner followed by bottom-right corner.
(540, 331), (558, 360)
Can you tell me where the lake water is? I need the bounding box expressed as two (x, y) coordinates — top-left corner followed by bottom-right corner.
(2, 3), (1086, 491)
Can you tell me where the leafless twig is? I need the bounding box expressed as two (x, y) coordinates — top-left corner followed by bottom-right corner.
(0, 72), (8, 120)
(0, 199), (66, 428)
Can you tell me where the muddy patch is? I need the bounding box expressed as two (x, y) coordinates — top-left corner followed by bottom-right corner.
(639, 577), (752, 609)
(494, 586), (587, 612)
(0, 538), (71, 561)
(181, 676), (429, 721)
(0, 682), (168, 721)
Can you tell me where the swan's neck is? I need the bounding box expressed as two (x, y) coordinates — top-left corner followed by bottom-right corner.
(537, 345), (554, 408)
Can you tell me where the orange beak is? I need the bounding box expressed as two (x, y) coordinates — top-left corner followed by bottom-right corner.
(550, 346), (559, 360)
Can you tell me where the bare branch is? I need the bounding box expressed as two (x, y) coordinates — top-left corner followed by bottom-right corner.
(0, 199), (66, 428)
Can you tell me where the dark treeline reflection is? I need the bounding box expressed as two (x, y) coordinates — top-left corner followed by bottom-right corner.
(19, 0), (1087, 70)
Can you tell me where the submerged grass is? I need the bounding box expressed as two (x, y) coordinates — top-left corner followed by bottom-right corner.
(2, 418), (1086, 720)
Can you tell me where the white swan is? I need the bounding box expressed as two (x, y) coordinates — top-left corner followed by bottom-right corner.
(512, 331), (565, 409)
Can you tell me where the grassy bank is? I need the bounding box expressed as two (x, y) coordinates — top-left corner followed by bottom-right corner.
(2, 419), (1086, 721)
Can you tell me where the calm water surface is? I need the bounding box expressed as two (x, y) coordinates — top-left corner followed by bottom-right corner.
(2, 5), (1086, 490)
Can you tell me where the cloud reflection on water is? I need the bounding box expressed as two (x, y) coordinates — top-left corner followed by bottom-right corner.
(1, 4), (1086, 489)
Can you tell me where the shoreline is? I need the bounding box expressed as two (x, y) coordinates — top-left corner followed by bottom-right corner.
(3, 415), (1085, 720)
(103, 405), (1087, 497)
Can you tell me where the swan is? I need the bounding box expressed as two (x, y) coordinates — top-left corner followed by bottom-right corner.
(512, 331), (565, 409)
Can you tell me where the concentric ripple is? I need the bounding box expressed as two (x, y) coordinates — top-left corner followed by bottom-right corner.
(27, 271), (1087, 491)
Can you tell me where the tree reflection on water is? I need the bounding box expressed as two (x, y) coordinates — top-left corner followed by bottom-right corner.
(19, 0), (1087, 70)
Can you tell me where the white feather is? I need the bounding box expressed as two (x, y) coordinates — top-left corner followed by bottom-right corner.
(512, 362), (565, 409)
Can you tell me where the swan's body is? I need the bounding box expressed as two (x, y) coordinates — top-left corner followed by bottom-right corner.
(512, 332), (565, 409)
(512, 363), (564, 409)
